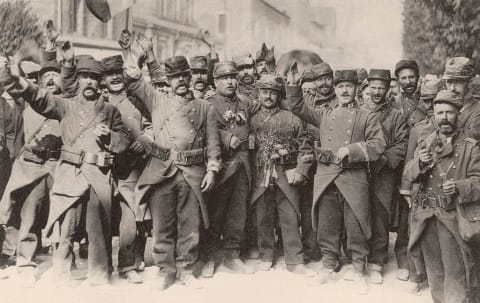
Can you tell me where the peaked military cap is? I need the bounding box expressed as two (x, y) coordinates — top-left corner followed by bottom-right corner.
(38, 60), (61, 78)
(257, 74), (284, 92)
(101, 55), (123, 73)
(433, 89), (463, 109)
(310, 62), (333, 79)
(232, 53), (255, 68)
(334, 69), (358, 85)
(190, 56), (208, 71)
(164, 56), (190, 77)
(443, 57), (474, 80)
(20, 61), (41, 80)
(367, 69), (391, 83)
(395, 60), (419, 77)
(151, 68), (167, 84)
(420, 76), (442, 100)
(77, 58), (103, 76)
(213, 61), (238, 79)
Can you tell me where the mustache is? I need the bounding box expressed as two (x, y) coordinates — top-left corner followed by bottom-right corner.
(438, 120), (454, 127)
(194, 79), (207, 85)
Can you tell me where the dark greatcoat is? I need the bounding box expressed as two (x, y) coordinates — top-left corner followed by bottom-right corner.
(249, 107), (313, 215)
(124, 73), (221, 228)
(286, 85), (386, 239)
(12, 83), (130, 234)
(361, 99), (408, 222)
(403, 130), (480, 289)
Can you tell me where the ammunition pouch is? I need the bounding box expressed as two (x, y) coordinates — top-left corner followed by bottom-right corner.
(415, 194), (456, 211)
(314, 147), (335, 165)
(60, 146), (114, 168)
(23, 145), (61, 164)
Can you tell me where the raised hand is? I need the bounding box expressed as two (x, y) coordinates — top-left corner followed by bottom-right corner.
(44, 20), (59, 49)
(118, 29), (132, 50)
(59, 41), (75, 67)
(286, 61), (304, 86)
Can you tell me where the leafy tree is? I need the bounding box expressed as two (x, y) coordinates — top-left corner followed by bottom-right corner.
(403, 0), (480, 75)
(0, 0), (42, 57)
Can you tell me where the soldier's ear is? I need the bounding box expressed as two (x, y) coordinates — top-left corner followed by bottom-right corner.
(214, 78), (218, 87)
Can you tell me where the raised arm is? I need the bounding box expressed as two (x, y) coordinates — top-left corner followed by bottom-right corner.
(285, 85), (322, 128)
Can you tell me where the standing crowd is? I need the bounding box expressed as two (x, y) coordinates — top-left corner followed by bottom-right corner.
(0, 22), (479, 303)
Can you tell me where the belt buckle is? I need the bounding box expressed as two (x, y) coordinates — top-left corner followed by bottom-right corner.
(438, 196), (447, 209)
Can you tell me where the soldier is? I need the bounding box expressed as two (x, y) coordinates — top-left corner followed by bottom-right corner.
(199, 61), (256, 277)
(393, 60), (426, 129)
(360, 69), (408, 284)
(403, 90), (480, 303)
(255, 43), (276, 76)
(358, 79), (369, 106)
(298, 62), (337, 269)
(123, 40), (221, 290)
(0, 58), (63, 286)
(189, 55), (213, 99)
(286, 68), (386, 292)
(250, 74), (314, 275)
(443, 57), (480, 140)
(233, 53), (258, 101)
(397, 75), (441, 288)
(355, 68), (368, 104)
(100, 54), (150, 284)
(1, 55), (130, 286)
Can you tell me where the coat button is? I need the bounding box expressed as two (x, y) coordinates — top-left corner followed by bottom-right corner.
(332, 117), (335, 120)
(190, 130), (194, 134)
(80, 123), (84, 126)
(346, 130), (351, 133)
(231, 125), (235, 129)
(428, 187), (432, 191)
(344, 141), (349, 144)
(226, 106), (230, 110)
(328, 137), (332, 141)
(190, 119), (194, 123)
(330, 126), (333, 130)
(170, 137), (175, 141)
(348, 120), (352, 123)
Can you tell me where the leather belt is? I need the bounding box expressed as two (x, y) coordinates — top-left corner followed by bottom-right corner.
(416, 194), (456, 211)
(149, 143), (205, 166)
(60, 147), (114, 168)
(256, 151), (298, 167)
(23, 145), (61, 164)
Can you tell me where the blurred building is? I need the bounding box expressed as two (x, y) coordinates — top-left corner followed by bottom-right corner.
(194, 0), (340, 61)
(27, 0), (210, 60)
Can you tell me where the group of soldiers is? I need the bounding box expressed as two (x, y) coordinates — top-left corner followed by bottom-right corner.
(0, 22), (479, 303)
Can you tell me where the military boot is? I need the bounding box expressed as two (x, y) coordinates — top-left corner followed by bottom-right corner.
(286, 264), (316, 277)
(224, 258), (255, 274)
(368, 263), (383, 284)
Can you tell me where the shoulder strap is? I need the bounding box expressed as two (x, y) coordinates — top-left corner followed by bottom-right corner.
(25, 118), (50, 145)
(464, 137), (478, 145)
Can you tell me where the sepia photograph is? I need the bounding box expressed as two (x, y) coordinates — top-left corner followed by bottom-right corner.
(0, 0), (479, 302)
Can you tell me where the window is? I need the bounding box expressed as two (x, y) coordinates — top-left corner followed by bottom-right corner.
(218, 14), (226, 34)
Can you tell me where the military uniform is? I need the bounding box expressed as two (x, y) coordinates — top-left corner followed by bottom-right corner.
(10, 58), (130, 284)
(202, 62), (257, 268)
(360, 69), (408, 278)
(250, 77), (312, 267)
(299, 62), (336, 263)
(101, 55), (150, 279)
(123, 56), (221, 281)
(0, 61), (63, 275)
(286, 70), (386, 275)
(403, 90), (480, 303)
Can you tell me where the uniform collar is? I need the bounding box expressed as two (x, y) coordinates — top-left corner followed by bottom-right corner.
(261, 106), (280, 115)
